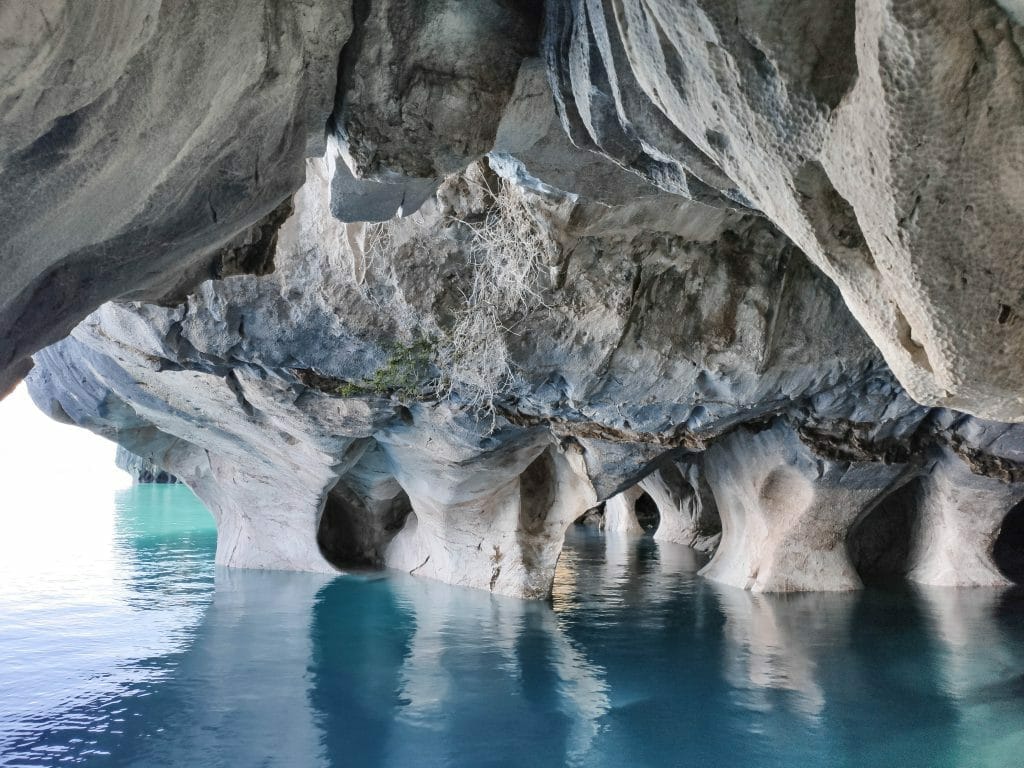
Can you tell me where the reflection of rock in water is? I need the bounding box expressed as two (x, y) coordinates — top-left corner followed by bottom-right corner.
(915, 585), (1024, 766)
(309, 573), (416, 767)
(712, 585), (858, 719)
(163, 569), (336, 768)
(17, 568), (335, 767)
(387, 573), (609, 765)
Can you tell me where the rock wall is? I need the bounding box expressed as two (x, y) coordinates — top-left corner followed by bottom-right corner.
(27, 139), (1024, 597)
(544, 0), (1024, 421)
(115, 445), (179, 484)
(0, 0), (352, 396)
(8, 3), (1024, 598)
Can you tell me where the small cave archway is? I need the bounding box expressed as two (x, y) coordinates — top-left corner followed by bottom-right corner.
(847, 480), (918, 585)
(518, 450), (557, 536)
(317, 483), (413, 570)
(635, 491), (660, 533)
(574, 502), (606, 528)
(516, 449), (559, 579)
(994, 499), (1024, 584)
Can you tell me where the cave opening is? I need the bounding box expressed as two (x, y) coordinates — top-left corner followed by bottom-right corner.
(847, 480), (918, 585)
(635, 491), (660, 533)
(994, 499), (1024, 584)
(317, 483), (413, 570)
(574, 503), (606, 527)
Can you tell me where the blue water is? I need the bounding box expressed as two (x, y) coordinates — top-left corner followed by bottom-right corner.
(3, 485), (1024, 767)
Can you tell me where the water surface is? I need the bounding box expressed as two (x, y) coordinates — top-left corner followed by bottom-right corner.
(2, 485), (1024, 767)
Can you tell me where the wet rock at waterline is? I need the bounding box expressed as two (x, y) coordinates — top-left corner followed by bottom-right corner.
(27, 150), (1024, 598)
(8, 3), (1024, 598)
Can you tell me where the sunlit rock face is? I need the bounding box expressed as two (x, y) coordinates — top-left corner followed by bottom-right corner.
(29, 137), (1024, 597)
(14, 3), (1024, 598)
(0, 0), (352, 396)
(544, 0), (1024, 421)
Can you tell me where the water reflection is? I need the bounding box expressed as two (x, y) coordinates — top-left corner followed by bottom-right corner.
(0, 485), (215, 764)
(711, 586), (855, 719)
(381, 574), (610, 767)
(916, 586), (1024, 766)
(5, 491), (1024, 767)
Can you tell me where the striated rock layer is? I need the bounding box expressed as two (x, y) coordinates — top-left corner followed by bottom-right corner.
(544, 0), (1024, 420)
(28, 140), (1024, 597)
(7, 4), (1024, 598)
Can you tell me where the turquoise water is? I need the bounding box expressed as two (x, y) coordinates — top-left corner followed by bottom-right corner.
(2, 485), (1024, 767)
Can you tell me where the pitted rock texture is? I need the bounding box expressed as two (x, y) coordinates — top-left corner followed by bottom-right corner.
(27, 146), (1024, 597)
(115, 445), (178, 484)
(9, 3), (1024, 598)
(544, 0), (1024, 420)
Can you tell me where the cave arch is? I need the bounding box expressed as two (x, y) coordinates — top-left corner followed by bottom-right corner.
(317, 482), (413, 570)
(635, 491), (660, 533)
(847, 479), (919, 585)
(993, 499), (1024, 584)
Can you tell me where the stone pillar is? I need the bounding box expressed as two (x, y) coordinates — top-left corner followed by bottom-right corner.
(906, 450), (1024, 587)
(177, 450), (339, 573)
(700, 421), (908, 593)
(641, 463), (720, 552)
(384, 440), (597, 599)
(603, 486), (645, 535)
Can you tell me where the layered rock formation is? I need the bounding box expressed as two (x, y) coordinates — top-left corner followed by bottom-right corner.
(544, 0), (1024, 420)
(28, 140), (1024, 596)
(0, 0), (351, 396)
(115, 446), (179, 484)
(8, 3), (1024, 597)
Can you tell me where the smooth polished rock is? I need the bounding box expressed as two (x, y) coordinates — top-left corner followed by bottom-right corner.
(544, 0), (1024, 420)
(700, 420), (911, 593)
(0, 0), (351, 396)
(906, 449), (1024, 587)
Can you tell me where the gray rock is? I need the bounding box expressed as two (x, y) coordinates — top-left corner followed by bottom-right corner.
(115, 445), (178, 484)
(0, 0), (352, 396)
(331, 0), (539, 180)
(10, 2), (1024, 599)
(544, 0), (1024, 420)
(27, 154), (1024, 597)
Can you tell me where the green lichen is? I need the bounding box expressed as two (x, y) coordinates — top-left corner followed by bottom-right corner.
(337, 337), (435, 400)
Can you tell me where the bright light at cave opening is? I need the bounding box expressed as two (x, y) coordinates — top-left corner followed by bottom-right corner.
(0, 383), (130, 574)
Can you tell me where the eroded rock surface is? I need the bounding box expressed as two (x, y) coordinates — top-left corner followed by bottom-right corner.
(544, 0), (1024, 420)
(115, 446), (178, 484)
(10, 4), (1024, 598)
(0, 0), (352, 395)
(29, 138), (1024, 597)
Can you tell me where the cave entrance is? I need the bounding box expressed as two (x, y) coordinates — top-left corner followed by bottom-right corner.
(847, 480), (918, 585)
(994, 499), (1024, 584)
(574, 503), (606, 528)
(317, 483), (413, 570)
(635, 491), (660, 533)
